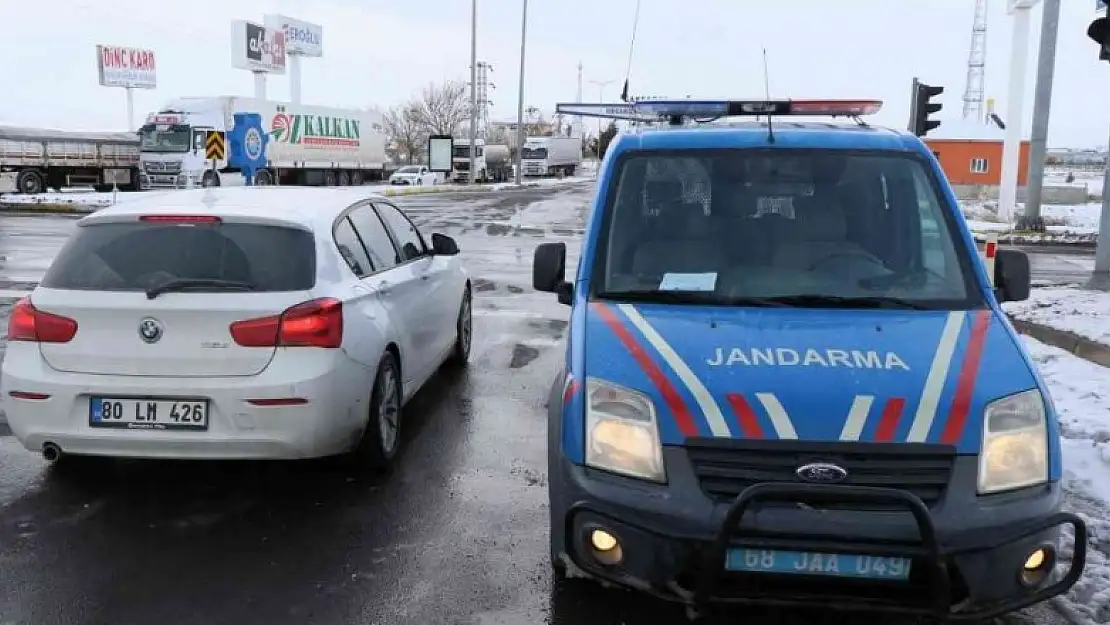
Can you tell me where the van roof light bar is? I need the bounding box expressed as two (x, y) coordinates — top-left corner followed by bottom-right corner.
(555, 99), (883, 125)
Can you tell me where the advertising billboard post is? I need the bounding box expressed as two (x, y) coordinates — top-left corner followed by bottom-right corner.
(96, 45), (157, 131)
(231, 20), (287, 100)
(265, 15), (323, 105)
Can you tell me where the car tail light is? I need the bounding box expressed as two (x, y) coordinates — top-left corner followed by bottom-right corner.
(7, 298), (78, 343)
(229, 298), (343, 348)
(139, 215), (221, 223)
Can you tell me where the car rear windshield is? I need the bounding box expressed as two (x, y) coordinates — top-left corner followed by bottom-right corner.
(41, 221), (317, 292)
(594, 148), (981, 309)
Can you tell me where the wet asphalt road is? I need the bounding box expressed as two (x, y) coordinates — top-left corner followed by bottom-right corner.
(0, 185), (1076, 625)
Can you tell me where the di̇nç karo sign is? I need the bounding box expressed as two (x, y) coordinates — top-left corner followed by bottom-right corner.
(96, 45), (157, 89)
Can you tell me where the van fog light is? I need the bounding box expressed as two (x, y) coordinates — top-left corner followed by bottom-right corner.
(1019, 547), (1054, 587)
(588, 528), (623, 566)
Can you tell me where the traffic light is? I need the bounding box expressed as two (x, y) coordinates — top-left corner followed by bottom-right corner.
(909, 78), (944, 137)
(1089, 15), (1110, 62)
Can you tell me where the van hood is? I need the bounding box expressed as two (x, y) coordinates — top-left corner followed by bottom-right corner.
(582, 302), (1036, 452)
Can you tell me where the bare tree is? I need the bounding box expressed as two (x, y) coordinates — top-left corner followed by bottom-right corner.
(412, 80), (471, 137)
(381, 103), (427, 164)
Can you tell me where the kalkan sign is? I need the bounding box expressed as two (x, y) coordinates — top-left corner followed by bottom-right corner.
(270, 111), (360, 148)
(97, 45), (157, 89)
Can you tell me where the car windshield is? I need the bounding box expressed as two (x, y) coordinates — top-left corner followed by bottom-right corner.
(41, 221), (317, 292)
(138, 126), (191, 153)
(397, 166), (420, 173)
(594, 149), (981, 309)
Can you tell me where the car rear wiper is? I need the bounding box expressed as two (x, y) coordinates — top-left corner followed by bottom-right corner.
(758, 294), (931, 310)
(595, 290), (792, 307)
(146, 278), (257, 300)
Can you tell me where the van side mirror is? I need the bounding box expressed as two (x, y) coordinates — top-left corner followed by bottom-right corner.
(994, 248), (1030, 303)
(534, 242), (568, 295)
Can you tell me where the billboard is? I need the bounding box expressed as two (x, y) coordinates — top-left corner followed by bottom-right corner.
(231, 20), (286, 74)
(264, 15), (323, 57)
(96, 45), (157, 89)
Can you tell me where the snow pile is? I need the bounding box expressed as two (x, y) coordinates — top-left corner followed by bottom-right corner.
(1004, 287), (1110, 346)
(1045, 169), (1104, 200)
(1022, 337), (1110, 622)
(961, 201), (1102, 236)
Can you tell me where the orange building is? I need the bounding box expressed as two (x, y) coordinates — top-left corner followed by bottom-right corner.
(922, 120), (1031, 187)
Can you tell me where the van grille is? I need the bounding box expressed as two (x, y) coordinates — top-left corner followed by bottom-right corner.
(685, 439), (956, 508)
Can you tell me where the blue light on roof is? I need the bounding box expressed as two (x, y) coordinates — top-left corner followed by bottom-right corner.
(633, 100), (730, 117)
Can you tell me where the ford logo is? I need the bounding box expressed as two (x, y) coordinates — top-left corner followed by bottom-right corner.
(795, 462), (848, 484)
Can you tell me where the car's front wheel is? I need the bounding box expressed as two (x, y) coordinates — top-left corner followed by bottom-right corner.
(348, 351), (402, 470)
(447, 288), (472, 367)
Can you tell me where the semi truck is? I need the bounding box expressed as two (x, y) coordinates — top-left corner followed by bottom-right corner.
(137, 97), (388, 189)
(0, 125), (141, 194)
(451, 138), (512, 183)
(520, 135), (581, 177)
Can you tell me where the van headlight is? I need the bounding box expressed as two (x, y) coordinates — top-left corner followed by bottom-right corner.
(585, 377), (665, 483)
(978, 389), (1049, 495)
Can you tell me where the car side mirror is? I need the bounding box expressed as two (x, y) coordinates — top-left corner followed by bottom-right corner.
(994, 248), (1030, 303)
(533, 242), (567, 292)
(430, 233), (459, 256)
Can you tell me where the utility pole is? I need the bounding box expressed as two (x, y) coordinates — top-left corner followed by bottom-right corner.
(999, 0), (1042, 225)
(1021, 0), (1061, 231)
(468, 0), (478, 185)
(514, 0), (528, 187)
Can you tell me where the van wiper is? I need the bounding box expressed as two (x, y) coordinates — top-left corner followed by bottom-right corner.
(760, 294), (931, 310)
(595, 290), (792, 307)
(146, 278), (256, 300)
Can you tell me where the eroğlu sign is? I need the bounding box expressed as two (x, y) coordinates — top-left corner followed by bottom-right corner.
(264, 15), (323, 57)
(96, 45), (157, 89)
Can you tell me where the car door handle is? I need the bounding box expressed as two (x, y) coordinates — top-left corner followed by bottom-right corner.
(420, 274), (430, 281)
(377, 280), (392, 295)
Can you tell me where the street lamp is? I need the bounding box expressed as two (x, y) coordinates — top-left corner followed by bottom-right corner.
(514, 0), (529, 186)
(588, 79), (615, 160)
(468, 0), (478, 184)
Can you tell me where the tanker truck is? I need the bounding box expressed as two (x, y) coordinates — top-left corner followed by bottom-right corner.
(451, 138), (512, 183)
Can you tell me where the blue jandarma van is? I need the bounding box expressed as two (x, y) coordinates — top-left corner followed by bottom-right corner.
(532, 99), (1087, 621)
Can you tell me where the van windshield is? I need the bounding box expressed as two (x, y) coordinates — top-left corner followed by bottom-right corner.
(593, 149), (982, 309)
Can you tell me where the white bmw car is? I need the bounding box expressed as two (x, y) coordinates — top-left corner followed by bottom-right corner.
(0, 186), (472, 469)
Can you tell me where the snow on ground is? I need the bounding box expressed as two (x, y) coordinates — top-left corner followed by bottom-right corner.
(0, 176), (593, 209)
(963, 201), (1101, 235)
(1046, 168), (1104, 200)
(1003, 287), (1110, 346)
(1022, 337), (1110, 622)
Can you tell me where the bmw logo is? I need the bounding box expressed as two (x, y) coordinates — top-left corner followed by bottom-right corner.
(795, 462), (849, 484)
(244, 127), (263, 160)
(138, 318), (164, 344)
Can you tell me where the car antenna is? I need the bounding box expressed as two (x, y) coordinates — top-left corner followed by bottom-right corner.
(619, 0), (642, 103)
(762, 48), (775, 144)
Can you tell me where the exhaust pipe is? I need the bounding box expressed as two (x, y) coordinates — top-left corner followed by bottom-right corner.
(42, 443), (61, 463)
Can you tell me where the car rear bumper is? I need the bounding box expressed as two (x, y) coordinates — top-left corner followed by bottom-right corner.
(552, 448), (1087, 621)
(0, 343), (375, 460)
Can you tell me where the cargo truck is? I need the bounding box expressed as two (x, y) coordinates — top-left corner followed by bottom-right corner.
(451, 138), (512, 183)
(520, 135), (581, 177)
(0, 125), (141, 194)
(137, 97), (388, 189)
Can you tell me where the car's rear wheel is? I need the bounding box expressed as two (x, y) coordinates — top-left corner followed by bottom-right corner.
(447, 288), (472, 367)
(348, 351), (402, 470)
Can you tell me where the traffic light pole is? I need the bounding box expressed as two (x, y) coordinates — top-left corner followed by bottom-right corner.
(1086, 3), (1110, 290)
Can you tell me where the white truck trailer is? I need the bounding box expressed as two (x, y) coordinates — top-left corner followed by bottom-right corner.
(520, 135), (581, 177)
(0, 125), (140, 194)
(451, 138), (512, 183)
(137, 97), (388, 188)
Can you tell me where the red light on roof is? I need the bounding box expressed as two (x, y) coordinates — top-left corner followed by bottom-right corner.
(139, 215), (222, 223)
(789, 100), (884, 116)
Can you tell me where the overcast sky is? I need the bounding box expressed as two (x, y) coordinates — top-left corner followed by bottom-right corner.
(2, 0), (1108, 148)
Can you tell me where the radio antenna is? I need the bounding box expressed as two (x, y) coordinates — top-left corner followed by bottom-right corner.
(762, 48), (775, 144)
(619, 0), (642, 102)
